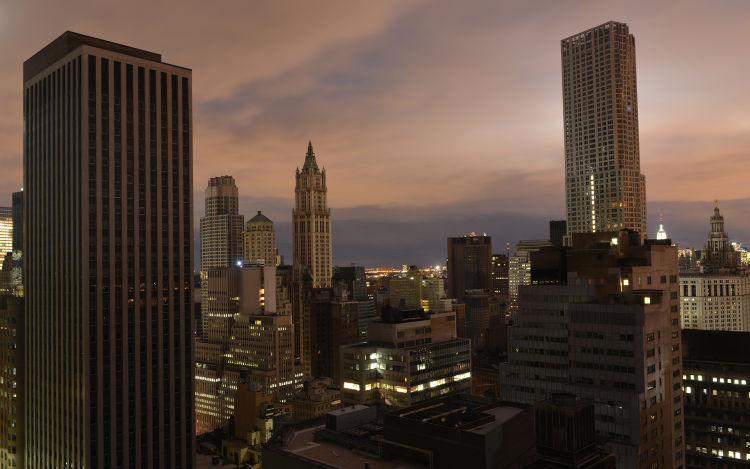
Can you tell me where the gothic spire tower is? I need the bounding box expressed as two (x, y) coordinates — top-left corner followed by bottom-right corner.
(293, 141), (332, 288)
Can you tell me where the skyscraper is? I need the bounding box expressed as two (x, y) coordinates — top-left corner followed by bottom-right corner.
(200, 175), (244, 269)
(243, 210), (276, 266)
(501, 231), (684, 467)
(0, 208), (11, 271)
(292, 142), (332, 288)
(24, 32), (194, 467)
(562, 22), (647, 240)
(446, 234), (492, 299)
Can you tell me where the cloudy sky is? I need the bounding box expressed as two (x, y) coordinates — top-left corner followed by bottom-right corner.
(1, 1), (749, 265)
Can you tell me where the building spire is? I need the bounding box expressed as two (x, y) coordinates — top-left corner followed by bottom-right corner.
(302, 140), (318, 171)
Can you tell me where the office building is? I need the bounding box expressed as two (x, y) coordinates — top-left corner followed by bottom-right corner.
(562, 22), (647, 240)
(0, 208), (10, 272)
(340, 309), (471, 407)
(200, 175), (244, 269)
(332, 265), (367, 301)
(491, 253), (509, 297)
(682, 329), (750, 467)
(532, 394), (616, 468)
(549, 220), (567, 248)
(447, 233), (492, 298)
(0, 295), (23, 469)
(462, 289), (490, 348)
(289, 377), (342, 422)
(508, 240), (553, 318)
(501, 231), (684, 468)
(680, 204), (750, 331)
(292, 141), (332, 289)
(195, 265), (279, 434)
(243, 210), (276, 266)
(383, 394), (535, 469)
(227, 312), (296, 400)
(421, 277), (448, 312)
(274, 264), (293, 316)
(23, 31), (194, 467)
(388, 268), (422, 309)
(10, 192), (23, 297)
(306, 288), (360, 384)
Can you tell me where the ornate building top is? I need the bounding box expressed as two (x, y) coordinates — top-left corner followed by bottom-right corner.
(701, 201), (738, 272)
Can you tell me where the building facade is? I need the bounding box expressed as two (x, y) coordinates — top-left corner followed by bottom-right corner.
(24, 31), (194, 468)
(0, 208), (11, 272)
(200, 175), (244, 270)
(195, 265), (279, 434)
(491, 253), (509, 297)
(292, 141), (332, 289)
(562, 22), (647, 240)
(0, 295), (23, 469)
(680, 204), (750, 331)
(447, 234), (492, 299)
(508, 240), (553, 319)
(243, 210), (276, 266)
(340, 310), (471, 407)
(682, 329), (750, 468)
(501, 231), (684, 468)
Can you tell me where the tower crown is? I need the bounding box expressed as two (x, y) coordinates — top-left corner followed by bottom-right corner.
(302, 141), (319, 172)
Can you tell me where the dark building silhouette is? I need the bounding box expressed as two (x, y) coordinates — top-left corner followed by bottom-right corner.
(549, 220), (566, 247)
(0, 295), (24, 468)
(332, 265), (367, 301)
(11, 191), (23, 253)
(447, 234), (492, 298)
(24, 31), (194, 467)
(682, 329), (750, 468)
(532, 394), (616, 468)
(384, 394), (535, 469)
(491, 253), (509, 297)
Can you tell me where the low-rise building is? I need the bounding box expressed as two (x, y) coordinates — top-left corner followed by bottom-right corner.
(383, 394), (535, 469)
(290, 377), (342, 422)
(340, 309), (471, 407)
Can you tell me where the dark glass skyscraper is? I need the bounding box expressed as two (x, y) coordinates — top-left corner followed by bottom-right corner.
(24, 32), (194, 468)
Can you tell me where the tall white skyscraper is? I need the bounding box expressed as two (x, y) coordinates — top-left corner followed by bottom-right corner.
(562, 21), (647, 240)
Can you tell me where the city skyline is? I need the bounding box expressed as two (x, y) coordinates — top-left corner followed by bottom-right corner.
(1, 1), (750, 266)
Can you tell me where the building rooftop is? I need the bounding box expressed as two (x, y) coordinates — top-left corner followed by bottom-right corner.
(279, 425), (424, 469)
(247, 210), (272, 224)
(390, 394), (526, 435)
(326, 404), (370, 417)
(25, 31), (189, 82)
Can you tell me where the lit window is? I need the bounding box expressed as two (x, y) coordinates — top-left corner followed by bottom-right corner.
(343, 382), (360, 391)
(644, 297), (651, 305)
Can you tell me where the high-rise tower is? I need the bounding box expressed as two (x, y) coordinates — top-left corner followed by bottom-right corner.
(200, 175), (244, 269)
(24, 32), (194, 468)
(292, 142), (332, 288)
(562, 21), (647, 240)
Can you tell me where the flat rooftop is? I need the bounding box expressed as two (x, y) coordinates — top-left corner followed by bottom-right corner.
(286, 425), (423, 469)
(390, 394), (527, 434)
(24, 31), (189, 82)
(327, 404), (370, 416)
